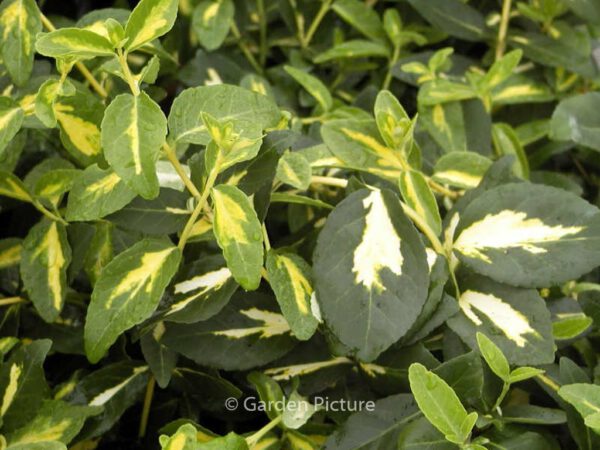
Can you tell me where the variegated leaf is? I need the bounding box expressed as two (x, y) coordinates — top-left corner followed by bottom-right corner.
(163, 292), (296, 370)
(266, 251), (319, 341)
(20, 220), (72, 323)
(284, 65), (333, 112)
(447, 274), (553, 365)
(0, 170), (31, 202)
(374, 90), (414, 154)
(0, 340), (51, 431)
(452, 183), (600, 287)
(101, 92), (167, 199)
(313, 188), (429, 361)
(66, 165), (136, 222)
(433, 151), (492, 189)
(399, 169), (442, 236)
(192, 0), (234, 51)
(84, 238), (181, 363)
(0, 97), (24, 157)
(0, 238), (21, 269)
(211, 184), (263, 291)
(0, 0), (41, 85)
(161, 255), (238, 323)
(5, 400), (100, 445)
(276, 151), (311, 190)
(124, 0), (179, 51)
(321, 119), (404, 179)
(35, 28), (115, 58)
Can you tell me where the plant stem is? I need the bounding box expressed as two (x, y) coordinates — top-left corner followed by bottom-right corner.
(303, 0), (332, 48)
(383, 43), (401, 90)
(33, 199), (67, 224)
(230, 22), (264, 74)
(0, 297), (26, 307)
(427, 178), (460, 199)
(256, 0), (268, 66)
(496, 0), (512, 61)
(400, 202), (445, 255)
(537, 373), (560, 392)
(40, 13), (108, 98)
(262, 223), (271, 251)
(163, 143), (201, 199)
(310, 175), (348, 188)
(246, 416), (283, 447)
(138, 376), (156, 438)
(178, 158), (221, 251)
(492, 382), (510, 412)
(117, 49), (140, 96)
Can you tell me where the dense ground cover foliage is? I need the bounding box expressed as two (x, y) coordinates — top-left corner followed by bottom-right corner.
(1, 0), (600, 448)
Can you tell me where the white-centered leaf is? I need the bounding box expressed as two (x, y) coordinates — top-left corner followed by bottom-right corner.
(313, 188), (429, 361)
(451, 182), (600, 287)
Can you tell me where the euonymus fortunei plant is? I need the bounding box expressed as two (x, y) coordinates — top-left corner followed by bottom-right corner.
(1, 0), (600, 448)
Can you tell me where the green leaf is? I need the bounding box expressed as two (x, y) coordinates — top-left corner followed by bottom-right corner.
(399, 169), (442, 236)
(192, 0), (234, 51)
(553, 314), (593, 340)
(21, 220), (72, 323)
(0, 340), (51, 431)
(0, 0), (41, 85)
(452, 182), (600, 287)
(418, 80), (477, 106)
(502, 404), (566, 425)
(247, 372), (285, 420)
(84, 222), (113, 285)
(211, 184), (263, 291)
(284, 65), (333, 112)
(163, 292), (296, 370)
(0, 98), (24, 158)
(266, 251), (319, 341)
(433, 151), (492, 189)
(34, 79), (61, 128)
(408, 362), (475, 444)
(374, 90), (413, 153)
(492, 123), (529, 178)
(331, 0), (386, 43)
(323, 394), (420, 449)
(140, 323), (177, 388)
(35, 28), (115, 58)
(124, 0), (179, 51)
(0, 169), (32, 202)
(66, 165), (136, 222)
(314, 40), (390, 63)
(67, 361), (150, 438)
(161, 255), (237, 323)
(54, 84), (104, 166)
(550, 92), (600, 152)
(276, 151), (311, 190)
(508, 366), (545, 383)
(321, 119), (404, 179)
(84, 238), (181, 363)
(5, 400), (100, 445)
(313, 188), (429, 361)
(101, 91), (167, 199)
(282, 391), (318, 429)
(559, 383), (600, 434)
(0, 238), (21, 269)
(407, 0), (489, 41)
(476, 332), (510, 381)
(159, 423), (198, 449)
(447, 274), (554, 366)
(479, 49), (523, 91)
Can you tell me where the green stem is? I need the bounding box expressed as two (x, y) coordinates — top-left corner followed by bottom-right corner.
(400, 202), (445, 255)
(262, 223), (271, 251)
(230, 21), (264, 74)
(117, 48), (140, 96)
(537, 373), (560, 392)
(492, 382), (510, 412)
(383, 43), (401, 90)
(40, 13), (108, 98)
(256, 0), (268, 66)
(303, 0), (333, 48)
(0, 297), (26, 307)
(310, 175), (348, 188)
(163, 143), (202, 199)
(495, 0), (512, 61)
(178, 158), (221, 251)
(138, 376), (156, 438)
(246, 416), (283, 448)
(33, 199), (67, 224)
